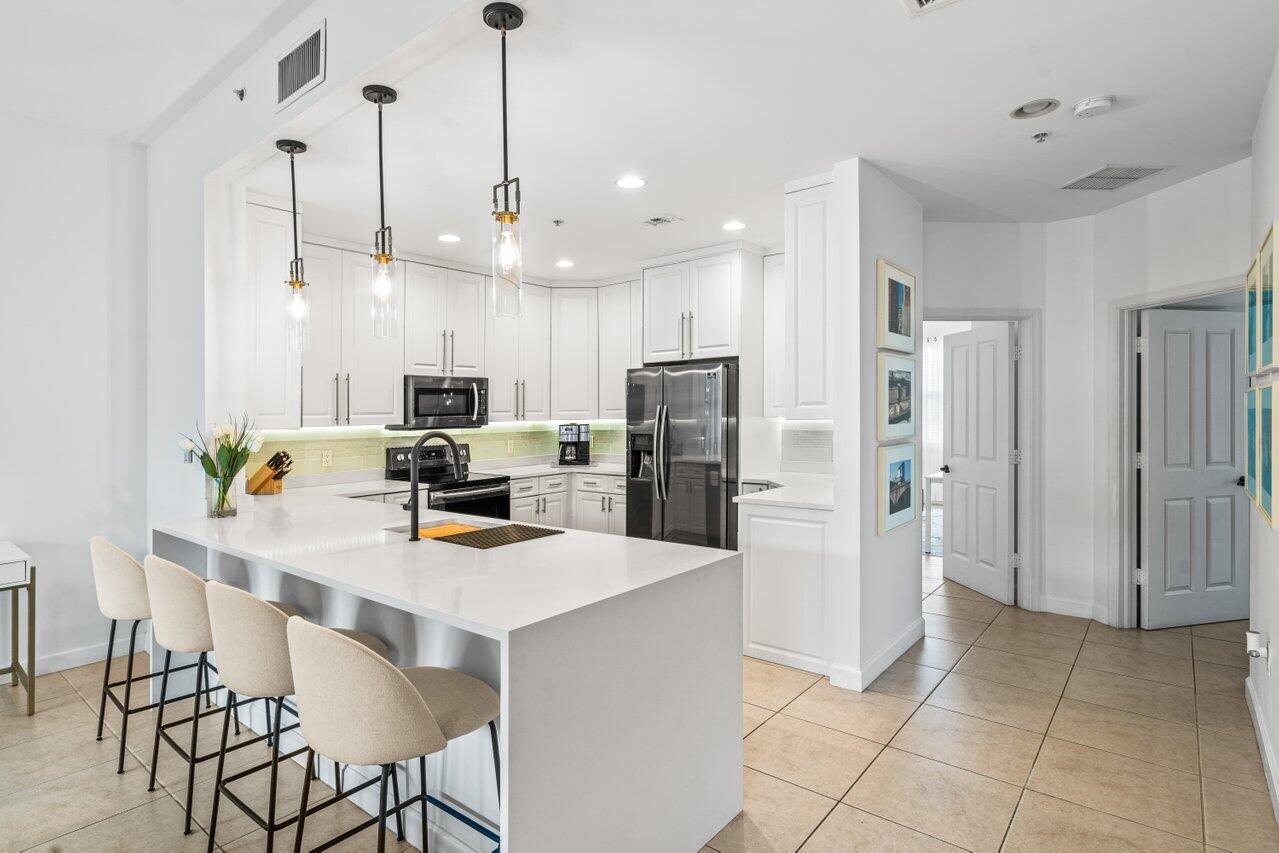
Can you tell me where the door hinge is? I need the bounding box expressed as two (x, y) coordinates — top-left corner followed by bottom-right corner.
(1010, 449), (1024, 465)
(1135, 451), (1145, 470)
(1010, 553), (1023, 570)
(1011, 345), (1024, 362)
(1134, 567), (1148, 585)
(1135, 336), (1147, 355)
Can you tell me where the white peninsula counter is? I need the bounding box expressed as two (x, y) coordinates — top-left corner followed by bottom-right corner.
(152, 487), (742, 852)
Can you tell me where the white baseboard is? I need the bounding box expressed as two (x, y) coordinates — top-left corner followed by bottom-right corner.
(830, 617), (924, 692)
(1246, 675), (1279, 828)
(742, 643), (829, 678)
(1042, 596), (1097, 621)
(0, 624), (148, 684)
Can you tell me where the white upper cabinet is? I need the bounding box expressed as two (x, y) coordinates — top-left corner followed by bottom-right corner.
(550, 288), (600, 420)
(629, 281), (643, 368)
(519, 284), (552, 420)
(403, 263), (485, 377)
(784, 183), (834, 420)
(598, 282), (634, 419)
(688, 252), (739, 358)
(643, 263), (689, 363)
(485, 292), (521, 422)
(444, 269), (486, 377)
(341, 250), (404, 425)
(762, 253), (786, 417)
(300, 243), (344, 427)
(248, 203), (300, 429)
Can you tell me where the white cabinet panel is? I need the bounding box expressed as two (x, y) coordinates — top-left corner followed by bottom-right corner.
(541, 493), (567, 527)
(643, 263), (689, 363)
(445, 269), (486, 376)
(574, 492), (609, 533)
(550, 288), (599, 420)
(341, 250), (404, 425)
(403, 262), (447, 375)
(629, 281), (644, 368)
(247, 204), (300, 429)
(300, 243), (344, 427)
(784, 184), (833, 419)
(598, 282), (632, 419)
(741, 505), (829, 669)
(607, 495), (627, 535)
(510, 496), (538, 524)
(688, 252), (738, 359)
(762, 254), (786, 417)
(519, 284), (552, 420)
(486, 285), (521, 422)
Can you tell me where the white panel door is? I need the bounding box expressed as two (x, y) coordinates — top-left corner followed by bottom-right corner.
(550, 288), (600, 420)
(247, 204), (300, 429)
(575, 492), (609, 533)
(598, 282), (632, 419)
(518, 284), (552, 420)
(688, 252), (738, 358)
(1142, 309), (1249, 628)
(785, 185), (833, 419)
(541, 493), (567, 527)
(607, 495), (627, 535)
(643, 262), (689, 363)
(403, 261), (446, 375)
(340, 250), (404, 425)
(942, 323), (1014, 604)
(762, 253), (786, 416)
(445, 269), (486, 376)
(510, 496), (538, 524)
(485, 287), (520, 422)
(300, 243), (343, 427)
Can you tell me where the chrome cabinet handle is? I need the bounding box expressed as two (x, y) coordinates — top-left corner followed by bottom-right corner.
(679, 312), (686, 357)
(344, 373), (351, 424)
(333, 373), (340, 425)
(514, 380), (520, 420)
(449, 330), (456, 374)
(607, 496), (613, 512)
(520, 379), (526, 420)
(687, 312), (694, 356)
(541, 496), (547, 513)
(441, 330), (448, 372)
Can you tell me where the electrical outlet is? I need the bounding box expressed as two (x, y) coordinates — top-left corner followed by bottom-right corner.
(321, 450), (333, 468)
(506, 439), (514, 455)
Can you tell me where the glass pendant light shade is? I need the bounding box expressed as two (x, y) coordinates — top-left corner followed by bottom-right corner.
(286, 262), (310, 353)
(491, 211), (522, 317)
(370, 225), (398, 338)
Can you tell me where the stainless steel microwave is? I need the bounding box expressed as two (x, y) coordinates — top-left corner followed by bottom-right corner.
(391, 375), (489, 430)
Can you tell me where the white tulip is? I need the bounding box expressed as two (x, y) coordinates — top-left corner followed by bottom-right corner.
(179, 437), (196, 453)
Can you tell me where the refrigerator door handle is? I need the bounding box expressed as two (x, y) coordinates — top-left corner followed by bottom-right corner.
(657, 404), (670, 501)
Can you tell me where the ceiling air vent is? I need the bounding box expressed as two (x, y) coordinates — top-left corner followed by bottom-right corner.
(900, 0), (966, 17)
(642, 214), (685, 227)
(1062, 165), (1166, 191)
(276, 21), (326, 112)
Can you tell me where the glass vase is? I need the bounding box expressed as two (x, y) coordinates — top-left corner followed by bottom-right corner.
(206, 475), (238, 518)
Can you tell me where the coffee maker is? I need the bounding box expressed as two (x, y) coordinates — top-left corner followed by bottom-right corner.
(558, 423), (591, 465)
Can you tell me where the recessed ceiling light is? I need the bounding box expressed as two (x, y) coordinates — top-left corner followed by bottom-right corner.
(437, 233), (462, 243)
(555, 259), (575, 268)
(615, 175), (646, 189)
(722, 220), (746, 231)
(1009, 98), (1059, 120)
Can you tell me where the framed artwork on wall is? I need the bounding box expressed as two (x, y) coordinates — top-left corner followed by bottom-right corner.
(1248, 386), (1259, 505)
(877, 353), (916, 440)
(1248, 255), (1259, 374)
(877, 443), (917, 534)
(1262, 383), (1274, 525)
(877, 259), (916, 353)
(1262, 226), (1275, 371)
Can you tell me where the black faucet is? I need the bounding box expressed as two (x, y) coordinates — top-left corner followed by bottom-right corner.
(406, 430), (461, 542)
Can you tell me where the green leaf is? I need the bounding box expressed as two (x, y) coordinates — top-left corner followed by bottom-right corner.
(200, 454), (217, 479)
(216, 442), (233, 476)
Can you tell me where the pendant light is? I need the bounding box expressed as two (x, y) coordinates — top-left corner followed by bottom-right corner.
(277, 139), (310, 353)
(484, 2), (525, 317)
(363, 84), (399, 338)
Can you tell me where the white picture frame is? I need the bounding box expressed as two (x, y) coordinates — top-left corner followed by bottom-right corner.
(878, 443), (917, 535)
(877, 259), (916, 353)
(877, 353), (916, 441)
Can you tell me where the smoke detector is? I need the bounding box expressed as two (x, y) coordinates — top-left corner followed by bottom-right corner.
(1074, 96), (1115, 118)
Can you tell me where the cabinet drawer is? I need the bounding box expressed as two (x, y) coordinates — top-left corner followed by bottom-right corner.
(0, 557), (28, 588)
(538, 475), (567, 494)
(611, 476), (627, 494)
(511, 478), (539, 498)
(575, 474), (609, 493)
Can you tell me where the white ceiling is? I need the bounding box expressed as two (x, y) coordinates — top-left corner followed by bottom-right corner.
(240, 0), (1279, 281)
(0, 0), (296, 140)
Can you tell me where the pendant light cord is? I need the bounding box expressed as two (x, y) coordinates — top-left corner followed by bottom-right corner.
(377, 102), (387, 231)
(500, 27), (510, 210)
(289, 152), (300, 261)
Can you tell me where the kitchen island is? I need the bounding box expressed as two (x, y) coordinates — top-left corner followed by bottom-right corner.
(152, 487), (742, 852)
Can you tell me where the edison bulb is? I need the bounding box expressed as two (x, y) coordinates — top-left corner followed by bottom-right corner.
(286, 285), (310, 353)
(372, 261), (394, 302)
(496, 229), (521, 275)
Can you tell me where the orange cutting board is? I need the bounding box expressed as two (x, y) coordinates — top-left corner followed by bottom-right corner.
(419, 523), (483, 539)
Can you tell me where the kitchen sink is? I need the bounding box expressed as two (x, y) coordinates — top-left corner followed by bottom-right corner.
(383, 518), (501, 538)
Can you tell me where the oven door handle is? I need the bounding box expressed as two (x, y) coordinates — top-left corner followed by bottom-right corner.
(428, 485), (511, 505)
(471, 382), (479, 422)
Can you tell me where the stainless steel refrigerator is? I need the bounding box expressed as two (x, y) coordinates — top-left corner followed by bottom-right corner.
(626, 360), (738, 550)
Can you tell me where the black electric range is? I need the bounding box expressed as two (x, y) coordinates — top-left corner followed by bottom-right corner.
(385, 443), (511, 519)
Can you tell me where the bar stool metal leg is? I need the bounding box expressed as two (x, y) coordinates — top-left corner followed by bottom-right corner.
(265, 698), (285, 853)
(183, 651), (207, 835)
(147, 650), (172, 792)
(376, 764), (390, 853)
(95, 619), (117, 741)
(206, 694), (234, 853)
(116, 619), (141, 774)
(293, 748), (314, 853)
(418, 755), (429, 853)
(389, 764), (405, 841)
(488, 719), (500, 804)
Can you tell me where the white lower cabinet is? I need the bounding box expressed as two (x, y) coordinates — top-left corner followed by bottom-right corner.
(541, 493), (567, 527)
(739, 502), (832, 675)
(573, 474), (627, 534)
(510, 495), (538, 524)
(574, 491), (610, 534)
(607, 495), (627, 535)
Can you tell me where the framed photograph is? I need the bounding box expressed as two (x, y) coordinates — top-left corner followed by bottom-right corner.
(1248, 386), (1258, 505)
(1262, 383), (1274, 526)
(877, 443), (917, 535)
(1248, 255), (1259, 374)
(877, 353), (916, 440)
(1262, 226), (1275, 370)
(877, 259), (916, 352)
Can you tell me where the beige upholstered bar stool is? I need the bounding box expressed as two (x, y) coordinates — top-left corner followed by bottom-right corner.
(203, 581), (390, 853)
(287, 617), (501, 853)
(143, 555), (305, 835)
(88, 536), (158, 775)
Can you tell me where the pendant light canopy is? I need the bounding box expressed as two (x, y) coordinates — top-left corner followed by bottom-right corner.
(364, 84), (399, 338)
(277, 139), (310, 353)
(485, 3), (525, 317)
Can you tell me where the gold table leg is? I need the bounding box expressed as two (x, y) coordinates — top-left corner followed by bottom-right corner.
(4, 567), (35, 715)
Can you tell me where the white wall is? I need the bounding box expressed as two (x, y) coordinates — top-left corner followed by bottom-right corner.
(0, 112), (147, 674)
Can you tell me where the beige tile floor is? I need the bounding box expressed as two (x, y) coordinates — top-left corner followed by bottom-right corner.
(709, 556), (1275, 852)
(0, 654), (412, 852)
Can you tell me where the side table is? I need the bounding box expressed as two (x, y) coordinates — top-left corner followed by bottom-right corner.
(1, 542), (35, 716)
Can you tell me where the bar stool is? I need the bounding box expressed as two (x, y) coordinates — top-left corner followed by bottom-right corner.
(143, 555), (305, 835)
(287, 617), (501, 853)
(203, 581), (391, 853)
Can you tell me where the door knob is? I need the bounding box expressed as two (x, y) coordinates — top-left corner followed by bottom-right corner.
(1238, 475), (1247, 487)
(940, 465), (951, 474)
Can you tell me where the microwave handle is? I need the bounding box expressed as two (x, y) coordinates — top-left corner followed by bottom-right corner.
(471, 382), (479, 422)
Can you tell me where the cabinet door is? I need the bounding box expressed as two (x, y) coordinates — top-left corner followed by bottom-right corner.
(629, 281), (644, 368)
(574, 492), (609, 533)
(598, 283), (632, 419)
(301, 243), (344, 427)
(550, 288), (599, 420)
(688, 252), (739, 358)
(643, 262), (689, 363)
(403, 262), (446, 375)
(541, 493), (567, 527)
(510, 495), (538, 524)
(485, 276), (520, 422)
(341, 251), (404, 425)
(607, 495), (627, 535)
(445, 269), (486, 376)
(518, 284), (552, 420)
(785, 184), (834, 419)
(762, 253), (786, 417)
(247, 203), (300, 429)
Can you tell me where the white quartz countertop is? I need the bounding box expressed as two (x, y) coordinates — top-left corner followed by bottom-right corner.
(734, 472), (834, 511)
(471, 461), (625, 479)
(155, 487), (734, 640)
